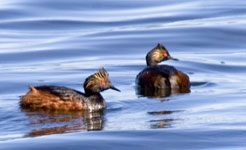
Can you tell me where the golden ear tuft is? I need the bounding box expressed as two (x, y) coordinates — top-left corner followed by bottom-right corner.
(95, 68), (109, 80)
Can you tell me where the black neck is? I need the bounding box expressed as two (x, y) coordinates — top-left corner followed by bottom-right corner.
(84, 89), (101, 96)
(84, 92), (105, 110)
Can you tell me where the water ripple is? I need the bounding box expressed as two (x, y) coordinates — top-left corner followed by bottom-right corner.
(0, 1), (246, 148)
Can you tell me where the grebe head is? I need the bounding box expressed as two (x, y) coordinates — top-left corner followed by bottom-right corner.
(146, 43), (178, 66)
(84, 68), (120, 94)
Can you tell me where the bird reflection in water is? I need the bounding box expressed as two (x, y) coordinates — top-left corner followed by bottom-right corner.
(21, 108), (104, 137)
(148, 110), (181, 129)
(136, 86), (190, 98)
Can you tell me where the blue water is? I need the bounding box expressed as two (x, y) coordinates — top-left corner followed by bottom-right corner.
(0, 0), (246, 149)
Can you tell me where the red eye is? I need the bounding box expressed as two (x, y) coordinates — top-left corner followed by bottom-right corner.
(164, 53), (168, 57)
(101, 80), (106, 85)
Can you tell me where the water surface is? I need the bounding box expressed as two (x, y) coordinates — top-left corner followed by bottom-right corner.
(0, 0), (246, 149)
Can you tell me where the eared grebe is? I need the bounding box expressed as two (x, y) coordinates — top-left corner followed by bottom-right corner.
(21, 68), (120, 111)
(136, 43), (190, 97)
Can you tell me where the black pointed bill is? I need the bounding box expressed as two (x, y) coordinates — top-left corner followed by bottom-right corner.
(110, 86), (120, 92)
(168, 56), (179, 61)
